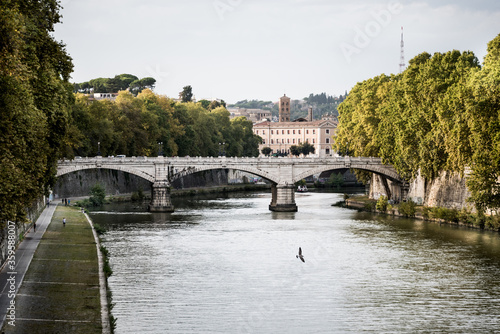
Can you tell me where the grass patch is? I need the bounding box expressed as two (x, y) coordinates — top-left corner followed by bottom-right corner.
(2, 205), (103, 334)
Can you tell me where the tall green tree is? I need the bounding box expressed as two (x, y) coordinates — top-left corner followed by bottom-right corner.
(180, 85), (193, 102)
(333, 35), (500, 214)
(0, 0), (73, 223)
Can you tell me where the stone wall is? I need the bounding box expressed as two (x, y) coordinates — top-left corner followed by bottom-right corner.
(0, 196), (45, 265)
(369, 170), (471, 209)
(53, 169), (259, 198)
(407, 170), (471, 209)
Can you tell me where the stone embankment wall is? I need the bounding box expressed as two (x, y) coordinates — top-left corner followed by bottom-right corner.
(53, 169), (259, 198)
(370, 170), (471, 209)
(0, 196), (45, 266)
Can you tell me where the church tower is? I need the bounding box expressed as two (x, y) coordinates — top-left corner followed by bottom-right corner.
(279, 94), (291, 122)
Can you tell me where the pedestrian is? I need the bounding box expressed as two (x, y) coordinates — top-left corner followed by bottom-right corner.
(63, 217), (66, 226)
(33, 222), (36, 232)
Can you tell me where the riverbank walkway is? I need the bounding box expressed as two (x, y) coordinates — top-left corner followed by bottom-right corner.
(0, 205), (107, 333)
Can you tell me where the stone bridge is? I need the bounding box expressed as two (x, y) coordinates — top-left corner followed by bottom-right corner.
(57, 156), (406, 212)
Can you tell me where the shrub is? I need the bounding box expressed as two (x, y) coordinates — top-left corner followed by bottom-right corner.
(475, 213), (486, 229)
(422, 207), (432, 219)
(398, 199), (416, 217)
(485, 215), (500, 231)
(328, 173), (344, 189)
(376, 195), (388, 212)
(89, 184), (106, 206)
(94, 223), (106, 235)
(364, 201), (377, 212)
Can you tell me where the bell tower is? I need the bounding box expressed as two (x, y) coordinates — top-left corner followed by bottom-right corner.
(279, 94), (291, 122)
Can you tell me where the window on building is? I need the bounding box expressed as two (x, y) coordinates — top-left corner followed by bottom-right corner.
(313, 130), (316, 134)
(282, 130), (285, 135)
(298, 130), (301, 134)
(271, 130), (274, 134)
(282, 139), (285, 144)
(287, 130), (290, 134)
(263, 130), (265, 134)
(271, 139), (274, 144)
(313, 138), (315, 143)
(298, 139), (301, 143)
(326, 129), (330, 134)
(256, 130), (259, 135)
(293, 130), (295, 134)
(326, 148), (330, 155)
(262, 140), (266, 144)
(306, 130), (309, 134)
(306, 138), (309, 143)
(326, 138), (330, 144)
(287, 139), (290, 144)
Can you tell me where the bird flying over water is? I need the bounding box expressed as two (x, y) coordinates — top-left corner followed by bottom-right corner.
(296, 247), (305, 262)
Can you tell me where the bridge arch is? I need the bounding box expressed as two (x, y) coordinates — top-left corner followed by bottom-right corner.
(169, 165), (280, 185)
(56, 165), (156, 184)
(292, 163), (403, 185)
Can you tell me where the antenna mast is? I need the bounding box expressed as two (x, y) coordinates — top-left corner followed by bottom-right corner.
(399, 26), (406, 73)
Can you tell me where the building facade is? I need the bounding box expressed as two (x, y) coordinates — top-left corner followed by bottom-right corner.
(253, 119), (338, 157)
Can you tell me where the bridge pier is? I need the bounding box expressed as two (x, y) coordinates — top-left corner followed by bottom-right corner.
(149, 181), (174, 212)
(269, 184), (298, 212)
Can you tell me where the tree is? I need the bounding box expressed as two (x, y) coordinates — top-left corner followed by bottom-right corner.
(290, 145), (301, 156)
(0, 0), (73, 223)
(261, 147), (272, 156)
(89, 184), (106, 206)
(180, 85), (193, 102)
(199, 99), (211, 109)
(301, 142), (315, 156)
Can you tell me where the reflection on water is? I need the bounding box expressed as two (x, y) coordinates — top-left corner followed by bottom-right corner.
(89, 192), (500, 333)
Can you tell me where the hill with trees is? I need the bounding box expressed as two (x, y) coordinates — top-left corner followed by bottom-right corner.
(333, 34), (500, 215)
(73, 74), (156, 95)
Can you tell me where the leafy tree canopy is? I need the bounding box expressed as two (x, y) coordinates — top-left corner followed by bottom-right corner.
(1, 0), (73, 223)
(73, 74), (156, 96)
(333, 34), (500, 214)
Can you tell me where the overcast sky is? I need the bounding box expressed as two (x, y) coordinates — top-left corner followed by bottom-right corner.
(53, 0), (500, 103)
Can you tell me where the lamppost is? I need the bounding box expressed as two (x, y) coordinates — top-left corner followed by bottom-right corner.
(97, 141), (101, 156)
(222, 142), (225, 157)
(158, 142), (163, 157)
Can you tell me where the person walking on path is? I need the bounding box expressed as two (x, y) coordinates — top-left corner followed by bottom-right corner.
(33, 222), (36, 232)
(63, 217), (66, 226)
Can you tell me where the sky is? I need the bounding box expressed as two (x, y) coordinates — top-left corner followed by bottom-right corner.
(53, 0), (500, 104)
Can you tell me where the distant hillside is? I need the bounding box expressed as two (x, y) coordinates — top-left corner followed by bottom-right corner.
(228, 100), (274, 110)
(228, 92), (347, 120)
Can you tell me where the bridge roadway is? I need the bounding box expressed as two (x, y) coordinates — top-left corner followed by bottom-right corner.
(57, 156), (405, 212)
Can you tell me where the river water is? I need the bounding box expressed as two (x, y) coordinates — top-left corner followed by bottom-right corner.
(89, 192), (500, 333)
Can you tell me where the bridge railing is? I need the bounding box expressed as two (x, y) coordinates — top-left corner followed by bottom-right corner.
(58, 155), (384, 164)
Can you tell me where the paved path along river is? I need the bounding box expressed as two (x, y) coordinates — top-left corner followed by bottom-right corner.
(0, 205), (105, 333)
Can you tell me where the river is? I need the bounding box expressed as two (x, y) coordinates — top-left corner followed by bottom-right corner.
(89, 191), (500, 333)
